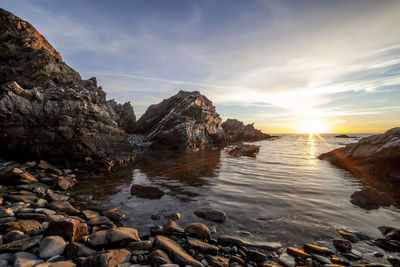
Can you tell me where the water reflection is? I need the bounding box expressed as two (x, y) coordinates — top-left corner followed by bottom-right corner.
(132, 149), (222, 201)
(307, 134), (317, 165)
(72, 135), (400, 245)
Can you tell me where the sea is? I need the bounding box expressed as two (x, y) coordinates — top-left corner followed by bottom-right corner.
(73, 134), (400, 245)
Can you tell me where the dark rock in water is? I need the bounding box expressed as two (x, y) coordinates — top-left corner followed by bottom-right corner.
(335, 135), (352, 138)
(332, 238), (352, 253)
(185, 222), (211, 241)
(228, 144), (260, 157)
(350, 187), (395, 210)
(330, 255), (349, 266)
(155, 235), (203, 267)
(373, 238), (400, 252)
(107, 99), (137, 133)
(135, 90), (225, 151)
(387, 256), (400, 267)
(194, 208), (227, 223)
(378, 226), (400, 241)
(130, 184), (165, 199)
(318, 127), (400, 182)
(217, 235), (245, 246)
(222, 119), (273, 142)
(0, 8), (134, 168)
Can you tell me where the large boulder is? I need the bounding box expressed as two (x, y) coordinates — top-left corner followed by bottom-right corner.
(0, 8), (133, 168)
(222, 119), (272, 142)
(135, 90), (225, 151)
(318, 127), (400, 181)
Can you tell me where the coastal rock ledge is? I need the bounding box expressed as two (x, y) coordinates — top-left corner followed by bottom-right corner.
(318, 127), (400, 181)
(0, 8), (134, 168)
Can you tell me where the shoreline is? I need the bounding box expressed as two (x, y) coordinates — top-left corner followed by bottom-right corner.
(0, 159), (399, 267)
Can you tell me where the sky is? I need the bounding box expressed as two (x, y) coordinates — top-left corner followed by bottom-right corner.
(1, 0), (400, 133)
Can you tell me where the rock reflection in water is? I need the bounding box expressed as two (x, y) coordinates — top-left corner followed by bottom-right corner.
(133, 149), (222, 201)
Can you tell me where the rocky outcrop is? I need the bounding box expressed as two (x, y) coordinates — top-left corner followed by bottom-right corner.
(135, 90), (225, 151)
(222, 119), (272, 142)
(318, 127), (400, 181)
(0, 8), (133, 168)
(107, 100), (136, 133)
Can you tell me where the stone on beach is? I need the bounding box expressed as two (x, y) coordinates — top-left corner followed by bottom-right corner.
(185, 222), (211, 241)
(39, 236), (66, 259)
(194, 208), (228, 223)
(155, 235), (203, 267)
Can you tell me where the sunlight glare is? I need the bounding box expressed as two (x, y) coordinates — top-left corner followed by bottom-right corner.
(299, 119), (327, 134)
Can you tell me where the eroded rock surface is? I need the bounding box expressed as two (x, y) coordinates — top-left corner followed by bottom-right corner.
(135, 90), (225, 151)
(0, 8), (133, 168)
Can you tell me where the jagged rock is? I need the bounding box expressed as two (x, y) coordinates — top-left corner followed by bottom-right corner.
(107, 100), (136, 133)
(155, 235), (203, 267)
(319, 127), (400, 181)
(135, 90), (225, 151)
(0, 167), (37, 184)
(0, 8), (134, 168)
(222, 119), (272, 142)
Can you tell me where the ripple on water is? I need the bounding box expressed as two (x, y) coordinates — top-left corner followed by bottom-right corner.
(74, 134), (400, 245)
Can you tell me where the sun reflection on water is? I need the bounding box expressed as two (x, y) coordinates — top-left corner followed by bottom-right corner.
(307, 134), (317, 165)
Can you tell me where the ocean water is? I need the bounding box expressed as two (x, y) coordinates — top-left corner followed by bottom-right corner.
(74, 134), (400, 245)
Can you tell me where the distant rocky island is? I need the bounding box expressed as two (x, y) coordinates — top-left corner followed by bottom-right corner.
(0, 8), (399, 267)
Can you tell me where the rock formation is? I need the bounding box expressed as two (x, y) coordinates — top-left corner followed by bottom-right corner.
(222, 119), (272, 142)
(135, 90), (225, 151)
(319, 127), (400, 181)
(0, 8), (133, 168)
(107, 100), (137, 133)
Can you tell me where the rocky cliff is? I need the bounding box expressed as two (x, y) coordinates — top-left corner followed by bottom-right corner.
(0, 8), (133, 168)
(222, 119), (272, 142)
(107, 100), (137, 133)
(319, 127), (400, 181)
(135, 90), (225, 151)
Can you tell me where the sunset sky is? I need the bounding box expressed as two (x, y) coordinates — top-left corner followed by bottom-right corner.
(1, 0), (400, 133)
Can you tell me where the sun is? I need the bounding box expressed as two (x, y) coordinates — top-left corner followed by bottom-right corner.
(299, 119), (327, 134)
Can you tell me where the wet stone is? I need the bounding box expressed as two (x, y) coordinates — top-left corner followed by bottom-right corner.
(287, 247), (311, 259)
(194, 208), (228, 223)
(185, 222), (211, 241)
(304, 244), (335, 256)
(333, 239), (352, 253)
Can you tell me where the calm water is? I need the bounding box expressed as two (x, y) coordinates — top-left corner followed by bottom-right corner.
(74, 134), (400, 245)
